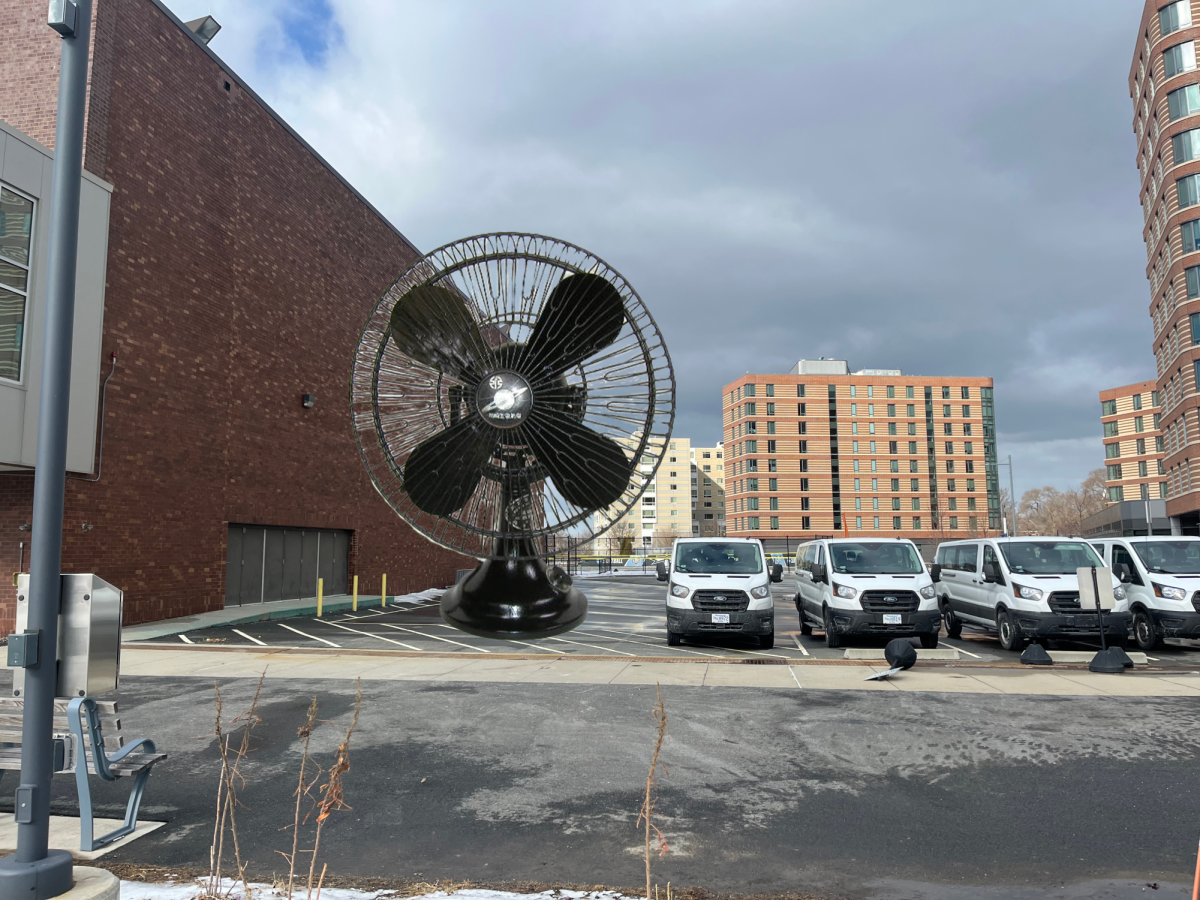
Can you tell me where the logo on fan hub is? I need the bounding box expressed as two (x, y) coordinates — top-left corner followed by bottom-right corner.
(476, 371), (533, 428)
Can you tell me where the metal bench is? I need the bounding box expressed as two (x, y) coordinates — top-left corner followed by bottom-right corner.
(0, 696), (166, 851)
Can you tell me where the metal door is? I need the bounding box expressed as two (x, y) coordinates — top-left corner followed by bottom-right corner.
(330, 531), (349, 594)
(263, 528), (285, 603)
(282, 530), (303, 600)
(225, 526), (244, 607)
(238, 526), (266, 606)
(300, 531), (319, 598)
(317, 532), (335, 594)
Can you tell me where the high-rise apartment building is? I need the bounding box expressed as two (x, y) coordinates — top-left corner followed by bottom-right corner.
(594, 437), (725, 545)
(1100, 380), (1165, 501)
(722, 360), (999, 541)
(1132, 0), (1200, 532)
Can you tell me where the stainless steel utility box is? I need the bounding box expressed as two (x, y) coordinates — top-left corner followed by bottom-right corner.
(14, 574), (123, 698)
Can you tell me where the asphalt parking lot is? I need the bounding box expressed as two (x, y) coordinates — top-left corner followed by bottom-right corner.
(143, 575), (1200, 667)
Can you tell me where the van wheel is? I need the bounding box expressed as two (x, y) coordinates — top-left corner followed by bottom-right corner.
(667, 631), (682, 647)
(823, 608), (843, 649)
(942, 602), (962, 638)
(919, 633), (939, 649)
(1133, 609), (1164, 651)
(758, 632), (775, 650)
(997, 609), (1027, 652)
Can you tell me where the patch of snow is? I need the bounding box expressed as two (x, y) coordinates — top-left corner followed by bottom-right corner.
(390, 588), (443, 606)
(119, 879), (634, 900)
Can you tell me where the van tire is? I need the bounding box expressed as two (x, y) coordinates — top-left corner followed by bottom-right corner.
(942, 601), (962, 638)
(919, 633), (939, 649)
(997, 609), (1027, 652)
(823, 608), (843, 649)
(1133, 609), (1164, 651)
(759, 632), (775, 650)
(667, 631), (682, 647)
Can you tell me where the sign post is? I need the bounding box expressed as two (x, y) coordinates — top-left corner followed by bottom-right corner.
(1078, 565), (1124, 674)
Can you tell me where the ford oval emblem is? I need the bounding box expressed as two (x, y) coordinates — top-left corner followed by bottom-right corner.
(884, 595), (898, 605)
(713, 595), (726, 602)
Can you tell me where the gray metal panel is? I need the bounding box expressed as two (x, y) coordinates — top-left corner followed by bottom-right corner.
(300, 531), (319, 598)
(282, 530), (302, 600)
(317, 531), (335, 594)
(239, 527), (265, 605)
(14, 573), (122, 698)
(331, 531), (349, 594)
(262, 528), (285, 603)
(225, 526), (243, 607)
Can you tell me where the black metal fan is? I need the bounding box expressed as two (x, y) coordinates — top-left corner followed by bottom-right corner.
(352, 233), (674, 639)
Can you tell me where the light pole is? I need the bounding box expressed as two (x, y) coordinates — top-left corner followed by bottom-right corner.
(996, 455), (1018, 536)
(0, 2), (91, 897)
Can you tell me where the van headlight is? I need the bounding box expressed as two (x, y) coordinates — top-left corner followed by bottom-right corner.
(670, 583), (690, 598)
(919, 584), (936, 600)
(1012, 583), (1043, 602)
(750, 584), (771, 599)
(1153, 582), (1187, 601)
(833, 582), (857, 600)
(1113, 585), (1127, 602)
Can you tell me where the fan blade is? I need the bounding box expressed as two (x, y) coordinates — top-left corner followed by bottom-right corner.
(404, 418), (496, 517)
(388, 283), (490, 380)
(521, 410), (632, 510)
(519, 273), (625, 380)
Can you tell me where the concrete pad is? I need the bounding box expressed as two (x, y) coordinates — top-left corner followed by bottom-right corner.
(885, 671), (1002, 693)
(611, 662), (710, 686)
(844, 648), (961, 660)
(1047, 650), (1149, 664)
(519, 659), (631, 684)
(0, 816), (164, 860)
(702, 664), (800, 688)
(357, 657), (480, 680)
(437, 659), (555, 682)
(792, 666), (898, 690)
(1053, 673), (1200, 696)
(970, 671), (1109, 695)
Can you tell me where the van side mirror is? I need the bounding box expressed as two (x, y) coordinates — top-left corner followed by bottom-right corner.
(655, 561), (668, 582)
(1114, 562), (1131, 584)
(929, 564), (941, 583)
(982, 561), (1000, 583)
(811, 563), (827, 585)
(770, 563), (783, 583)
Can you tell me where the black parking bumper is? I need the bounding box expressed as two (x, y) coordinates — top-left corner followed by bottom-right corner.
(826, 608), (941, 636)
(1150, 609), (1200, 639)
(1010, 610), (1131, 640)
(666, 608), (774, 636)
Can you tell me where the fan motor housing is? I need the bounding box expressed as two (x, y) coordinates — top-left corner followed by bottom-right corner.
(475, 371), (533, 429)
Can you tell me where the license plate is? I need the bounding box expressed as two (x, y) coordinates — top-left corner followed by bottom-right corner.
(711, 614), (730, 624)
(883, 614), (902, 625)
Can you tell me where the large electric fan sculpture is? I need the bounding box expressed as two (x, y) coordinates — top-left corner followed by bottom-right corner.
(352, 234), (674, 639)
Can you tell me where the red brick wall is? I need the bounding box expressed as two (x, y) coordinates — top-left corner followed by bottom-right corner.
(0, 0), (469, 628)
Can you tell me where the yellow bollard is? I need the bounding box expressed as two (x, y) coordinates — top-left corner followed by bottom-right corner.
(381, 573), (387, 608)
(352, 574), (358, 612)
(317, 577), (324, 617)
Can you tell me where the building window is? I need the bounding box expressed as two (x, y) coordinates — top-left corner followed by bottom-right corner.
(1101, 399), (1117, 416)
(0, 187), (35, 383)
(769, 497), (779, 510)
(747, 478), (758, 491)
(906, 386), (915, 399)
(1165, 40), (1197, 78)
(892, 497), (901, 510)
(748, 516), (759, 529)
(799, 459), (808, 472)
(945, 441), (954, 454)
(1179, 174), (1200, 209)
(797, 384), (805, 397)
(908, 441), (917, 453)
(948, 498), (958, 511)
(770, 516), (779, 530)
(765, 384), (774, 397)
(913, 516), (922, 529)
(873, 516), (881, 530)
(747, 497), (759, 511)
(1105, 442), (1120, 459)
(798, 440), (808, 453)
(768, 477), (777, 491)
(766, 402), (776, 416)
(797, 402), (806, 415)
(744, 385), (756, 397)
(856, 516), (863, 530)
(967, 478), (976, 491)
(800, 477), (809, 490)
(1171, 88), (1200, 124)
(850, 386), (857, 398)
(1162, 0), (1193, 37)
(949, 516), (959, 530)
(911, 478), (920, 491)
(801, 516), (811, 529)
(768, 458), (777, 472)
(766, 439), (777, 453)
(1139, 460), (1149, 478)
(943, 404), (951, 417)
(797, 421), (807, 434)
(887, 386), (895, 398)
(892, 516), (902, 530)
(944, 423), (953, 436)
(948, 478), (957, 492)
(964, 441), (973, 454)
(942, 386), (951, 399)
(963, 424), (973, 436)
(912, 497), (921, 510)
(1104, 421), (1120, 437)
(1135, 416), (1145, 433)
(961, 386), (970, 399)
(1109, 485), (1124, 502)
(703, 513), (713, 519)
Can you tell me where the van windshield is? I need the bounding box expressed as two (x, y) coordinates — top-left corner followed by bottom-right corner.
(829, 542), (924, 574)
(999, 541), (1102, 574)
(1131, 541), (1200, 574)
(675, 542), (762, 575)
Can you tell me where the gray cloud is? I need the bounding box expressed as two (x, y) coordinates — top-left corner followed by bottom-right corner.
(167, 0), (1151, 496)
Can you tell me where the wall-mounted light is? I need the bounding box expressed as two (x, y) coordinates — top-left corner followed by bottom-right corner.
(81, 524), (93, 532)
(302, 394), (316, 409)
(18, 524), (30, 532)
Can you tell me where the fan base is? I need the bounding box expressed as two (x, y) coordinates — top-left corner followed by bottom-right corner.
(441, 555), (588, 639)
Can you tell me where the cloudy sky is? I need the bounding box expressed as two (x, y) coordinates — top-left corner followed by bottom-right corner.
(164, 0), (1150, 499)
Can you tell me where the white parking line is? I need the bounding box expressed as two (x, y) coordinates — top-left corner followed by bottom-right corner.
(943, 639), (983, 659)
(788, 666), (802, 688)
(322, 620), (422, 650)
(380, 622), (491, 652)
(543, 635), (638, 656)
(232, 629), (266, 646)
(278, 622), (340, 648)
(584, 626), (724, 658)
(178, 634), (194, 644)
(427, 624), (561, 653)
(792, 634), (810, 656)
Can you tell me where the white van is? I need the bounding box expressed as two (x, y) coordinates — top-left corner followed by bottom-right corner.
(793, 538), (940, 649)
(933, 536), (1131, 652)
(663, 538), (780, 649)
(1088, 536), (1200, 651)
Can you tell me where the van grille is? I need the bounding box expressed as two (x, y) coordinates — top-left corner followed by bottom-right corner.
(1048, 591), (1081, 614)
(696, 622), (744, 632)
(859, 590), (918, 613)
(691, 590), (749, 612)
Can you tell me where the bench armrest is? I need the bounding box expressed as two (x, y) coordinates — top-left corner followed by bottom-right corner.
(106, 737), (157, 765)
(68, 697), (158, 782)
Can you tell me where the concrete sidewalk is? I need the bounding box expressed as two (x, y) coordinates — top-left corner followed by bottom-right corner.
(119, 645), (1200, 695)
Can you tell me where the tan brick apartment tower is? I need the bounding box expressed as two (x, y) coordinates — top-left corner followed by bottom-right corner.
(1131, 0), (1200, 533)
(0, 0), (465, 628)
(722, 360), (1000, 548)
(1100, 380), (1165, 501)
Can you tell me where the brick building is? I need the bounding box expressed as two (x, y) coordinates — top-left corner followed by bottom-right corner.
(0, 0), (466, 629)
(1100, 380), (1166, 502)
(722, 360), (1000, 544)
(1131, 0), (1200, 533)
